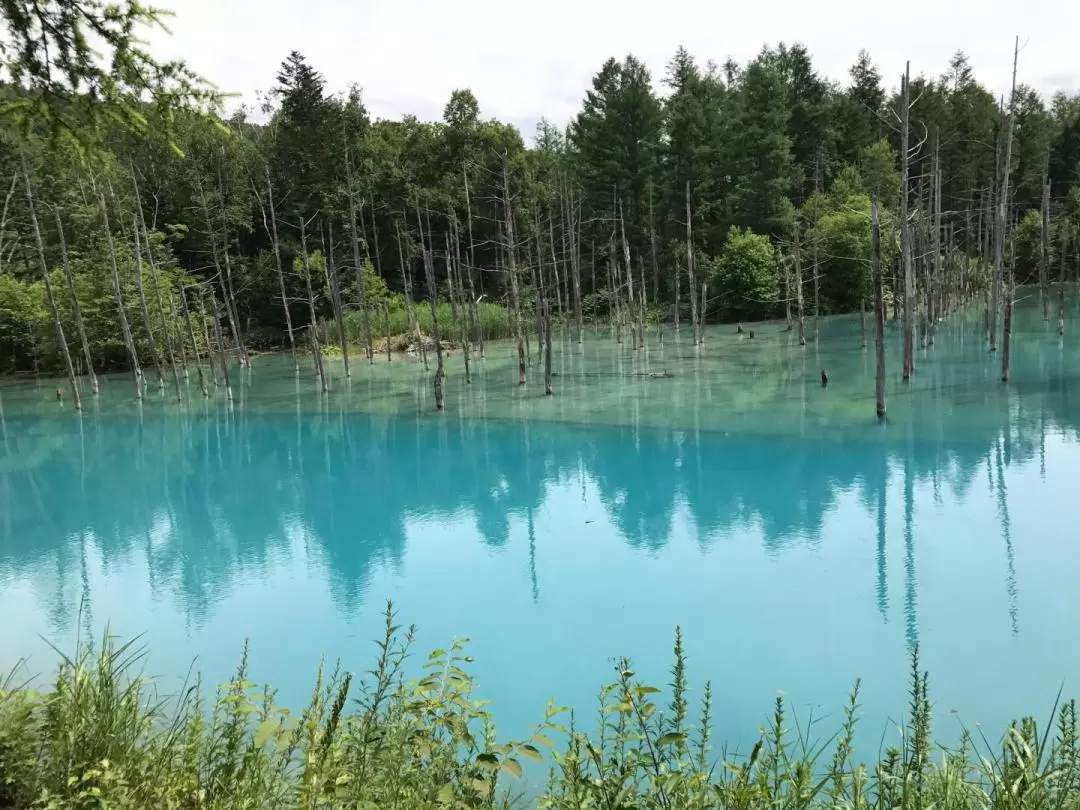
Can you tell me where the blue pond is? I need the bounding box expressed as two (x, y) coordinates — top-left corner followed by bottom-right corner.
(2, 296), (1080, 763)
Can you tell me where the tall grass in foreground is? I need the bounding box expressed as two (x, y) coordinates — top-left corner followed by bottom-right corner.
(2, 605), (1078, 810)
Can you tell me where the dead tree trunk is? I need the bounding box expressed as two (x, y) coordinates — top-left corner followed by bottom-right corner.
(448, 228), (470, 384)
(300, 218), (327, 393)
(685, 182), (699, 345)
(544, 297), (553, 395)
(699, 282), (707, 345)
(396, 220), (425, 366)
(1041, 161), (1051, 322)
(463, 166), (485, 358)
(422, 218), (445, 410)
(873, 195), (887, 421)
(384, 301), (392, 362)
(1002, 229), (1015, 382)
(502, 155), (526, 385)
(54, 208), (97, 395)
(930, 136), (942, 347)
(795, 220), (806, 346)
(215, 163), (248, 368)
(98, 193), (141, 399)
(1059, 228), (1067, 337)
(618, 198), (635, 347)
(861, 298), (868, 349)
(23, 166), (79, 409)
(567, 181), (584, 344)
(207, 291), (233, 400)
(999, 37), (1019, 382)
(180, 287), (208, 397)
(346, 156), (374, 364)
(368, 193), (383, 279)
(327, 221), (350, 377)
(263, 168), (297, 372)
(132, 216), (165, 391)
(901, 61), (915, 380)
(197, 291), (218, 389)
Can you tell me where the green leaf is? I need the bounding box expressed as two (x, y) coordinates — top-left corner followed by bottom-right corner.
(475, 753), (499, 771)
(518, 744), (544, 762)
(636, 686), (661, 695)
(500, 757), (523, 778)
(658, 732), (686, 746)
(436, 783), (455, 805)
(532, 733), (555, 747)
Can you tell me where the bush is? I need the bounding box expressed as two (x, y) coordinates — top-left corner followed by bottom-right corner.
(706, 226), (781, 321)
(3, 609), (1079, 810)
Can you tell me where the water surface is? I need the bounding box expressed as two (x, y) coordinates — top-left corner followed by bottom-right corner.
(3, 296), (1080, 759)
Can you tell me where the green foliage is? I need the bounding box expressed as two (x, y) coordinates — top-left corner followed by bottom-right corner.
(4, 615), (1080, 810)
(0, 0), (224, 152)
(706, 226), (781, 321)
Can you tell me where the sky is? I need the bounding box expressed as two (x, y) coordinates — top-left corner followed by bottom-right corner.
(151, 0), (1080, 142)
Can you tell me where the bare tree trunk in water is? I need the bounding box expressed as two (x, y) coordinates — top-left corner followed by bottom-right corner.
(548, 213), (564, 318)
(998, 38), (1019, 380)
(686, 182), (698, 345)
(346, 156), (374, 364)
(861, 297), (867, 349)
(263, 167), (297, 371)
(900, 61), (915, 379)
(638, 254), (648, 350)
(99, 194), (141, 399)
(795, 219), (805, 346)
(1002, 230), (1015, 382)
(215, 161), (248, 368)
(448, 228), (470, 384)
(207, 291), (233, 400)
(568, 183), (584, 344)
(868, 198), (885, 421)
(674, 253), (681, 333)
(54, 208), (97, 395)
(197, 291), (218, 389)
(463, 166), (486, 358)
(384, 301), (392, 362)
(608, 244), (621, 344)
(530, 218), (545, 361)
(699, 282), (707, 346)
(166, 292), (188, 380)
(502, 155), (526, 385)
(396, 220), (425, 367)
(368, 192), (383, 280)
(181, 287), (208, 397)
(23, 164), (79, 408)
(133, 211), (182, 401)
(784, 252), (792, 330)
(1059, 229), (1067, 337)
(618, 198), (635, 348)
(873, 196), (887, 421)
(326, 221), (350, 377)
(930, 135), (942, 346)
(989, 38), (1015, 360)
(132, 216), (165, 390)
(422, 221), (445, 410)
(299, 219), (327, 393)
(544, 298), (553, 395)
(1041, 162), (1051, 322)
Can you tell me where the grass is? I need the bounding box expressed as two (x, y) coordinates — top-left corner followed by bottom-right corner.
(340, 301), (516, 348)
(2, 605), (1078, 809)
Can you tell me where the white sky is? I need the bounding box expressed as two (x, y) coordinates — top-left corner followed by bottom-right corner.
(152, 0), (1080, 142)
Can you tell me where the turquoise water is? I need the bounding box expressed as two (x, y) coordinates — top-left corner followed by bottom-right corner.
(3, 294), (1080, 763)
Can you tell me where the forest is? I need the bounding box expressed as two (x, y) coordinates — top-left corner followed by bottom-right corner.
(2, 2), (1080, 415)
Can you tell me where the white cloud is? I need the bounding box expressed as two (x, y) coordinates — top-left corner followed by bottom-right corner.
(153, 0), (1080, 140)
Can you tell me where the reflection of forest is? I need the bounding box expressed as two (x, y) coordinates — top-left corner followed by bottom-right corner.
(2, 356), (1076, 637)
